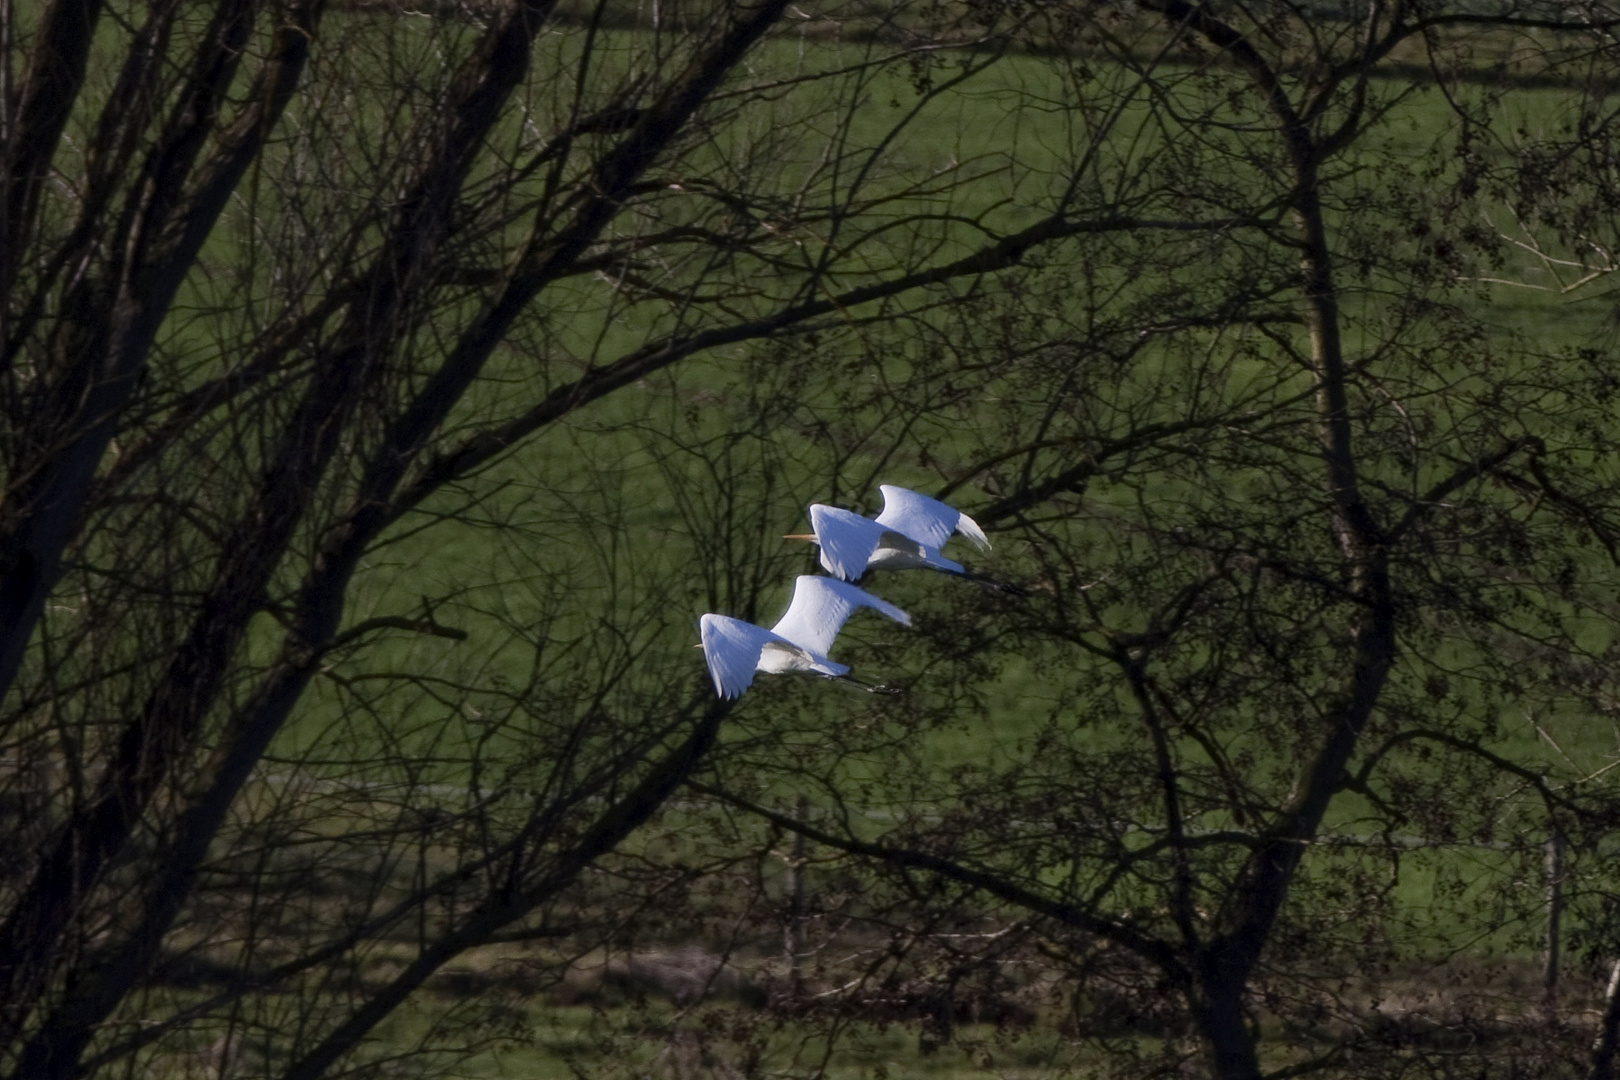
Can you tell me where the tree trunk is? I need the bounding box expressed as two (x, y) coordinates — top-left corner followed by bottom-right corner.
(1590, 958), (1620, 1080)
(1190, 952), (1263, 1080)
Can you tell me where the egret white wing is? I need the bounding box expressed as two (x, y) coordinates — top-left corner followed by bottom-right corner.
(809, 504), (886, 581)
(770, 575), (910, 657)
(876, 485), (991, 553)
(950, 508), (991, 552)
(700, 614), (774, 699)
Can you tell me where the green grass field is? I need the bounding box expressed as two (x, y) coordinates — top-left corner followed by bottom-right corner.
(270, 18), (1620, 858)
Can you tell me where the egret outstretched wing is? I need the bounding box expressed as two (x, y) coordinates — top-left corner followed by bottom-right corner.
(807, 504), (963, 579)
(808, 505), (886, 580)
(770, 575), (910, 657)
(876, 485), (991, 553)
(700, 614), (781, 699)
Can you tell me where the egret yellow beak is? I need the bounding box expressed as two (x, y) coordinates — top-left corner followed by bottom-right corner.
(783, 533), (816, 541)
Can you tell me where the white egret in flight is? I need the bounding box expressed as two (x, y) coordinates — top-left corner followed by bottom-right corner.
(698, 575), (911, 699)
(787, 484), (992, 583)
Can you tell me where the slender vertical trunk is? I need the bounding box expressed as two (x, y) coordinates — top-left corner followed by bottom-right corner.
(783, 794), (807, 1003)
(1590, 959), (1620, 1080)
(1545, 832), (1564, 1024)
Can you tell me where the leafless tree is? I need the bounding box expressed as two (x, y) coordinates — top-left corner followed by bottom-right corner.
(692, 4), (1620, 1078)
(0, 0), (1204, 1074)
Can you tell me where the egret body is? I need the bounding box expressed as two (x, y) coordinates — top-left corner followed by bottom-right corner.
(789, 485), (991, 582)
(698, 575), (911, 699)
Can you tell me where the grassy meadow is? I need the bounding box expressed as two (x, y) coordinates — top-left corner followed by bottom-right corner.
(289, 31), (1617, 773)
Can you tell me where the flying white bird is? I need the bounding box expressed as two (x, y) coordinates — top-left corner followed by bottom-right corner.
(787, 484), (992, 582)
(699, 575), (911, 699)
